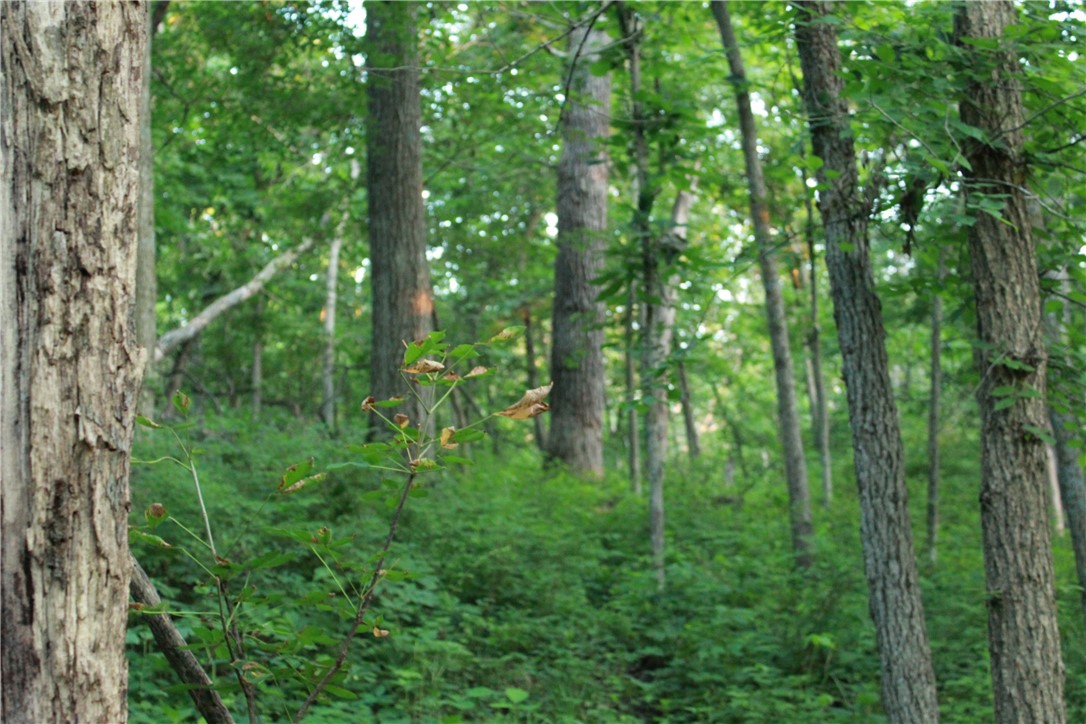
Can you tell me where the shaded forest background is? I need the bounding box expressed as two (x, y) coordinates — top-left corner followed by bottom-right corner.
(125, 1), (1085, 721)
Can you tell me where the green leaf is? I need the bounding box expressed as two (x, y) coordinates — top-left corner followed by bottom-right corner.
(171, 391), (191, 416)
(504, 687), (529, 704)
(449, 343), (477, 360)
(135, 415), (162, 429)
(130, 529), (173, 549)
(994, 397), (1016, 411)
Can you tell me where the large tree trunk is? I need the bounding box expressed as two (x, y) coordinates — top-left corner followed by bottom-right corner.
(713, 0), (814, 569)
(956, 4), (1066, 720)
(547, 25), (610, 478)
(793, 2), (939, 720)
(1, 3), (147, 721)
(365, 0), (434, 431)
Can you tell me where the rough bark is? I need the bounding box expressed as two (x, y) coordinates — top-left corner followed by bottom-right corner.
(1, 3), (147, 721)
(927, 248), (945, 567)
(365, 0), (434, 432)
(321, 225), (344, 430)
(130, 558), (234, 724)
(547, 25), (610, 478)
(793, 2), (939, 720)
(955, 4), (1066, 721)
(154, 237), (314, 363)
(713, 0), (814, 569)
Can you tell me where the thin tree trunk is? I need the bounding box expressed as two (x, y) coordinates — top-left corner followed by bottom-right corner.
(677, 361), (700, 459)
(155, 237), (315, 362)
(321, 223), (344, 430)
(956, 3), (1065, 720)
(1048, 445), (1066, 536)
(1, 4), (147, 720)
(1050, 405), (1086, 628)
(365, 0), (434, 432)
(547, 25), (610, 477)
(521, 305), (546, 450)
(713, 0), (814, 569)
(251, 296), (264, 419)
(625, 281), (642, 493)
(794, 2), (938, 719)
(926, 248), (945, 566)
(803, 160), (833, 507)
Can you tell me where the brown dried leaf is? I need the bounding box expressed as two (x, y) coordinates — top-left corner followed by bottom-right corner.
(497, 382), (553, 419)
(394, 413), (410, 429)
(372, 626), (390, 638)
(466, 366), (488, 378)
(361, 395), (377, 412)
(440, 427), (458, 449)
(403, 359), (445, 374)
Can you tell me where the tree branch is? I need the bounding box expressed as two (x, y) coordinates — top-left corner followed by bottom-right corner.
(154, 238), (314, 363)
(130, 556), (235, 724)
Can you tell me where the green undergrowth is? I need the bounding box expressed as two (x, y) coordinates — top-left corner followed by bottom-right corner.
(127, 411), (1086, 722)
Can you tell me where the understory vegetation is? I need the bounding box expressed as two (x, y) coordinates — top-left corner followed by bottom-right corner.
(127, 406), (1086, 722)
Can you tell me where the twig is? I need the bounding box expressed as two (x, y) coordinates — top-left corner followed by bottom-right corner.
(294, 471), (418, 721)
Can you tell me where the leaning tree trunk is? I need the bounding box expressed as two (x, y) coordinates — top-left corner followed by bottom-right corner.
(793, 2), (939, 721)
(714, 0), (814, 570)
(365, 0), (434, 430)
(1, 3), (147, 721)
(957, 5), (1066, 720)
(547, 25), (611, 478)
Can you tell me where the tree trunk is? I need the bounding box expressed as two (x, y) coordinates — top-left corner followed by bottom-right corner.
(624, 281), (642, 493)
(802, 157), (833, 507)
(793, 2), (939, 720)
(365, 0), (434, 432)
(677, 361), (700, 459)
(321, 223), (344, 430)
(547, 25), (610, 478)
(926, 248), (945, 567)
(520, 305), (546, 450)
(713, 0), (814, 569)
(955, 4), (1066, 721)
(1, 3), (147, 721)
(251, 296), (264, 419)
(1050, 405), (1086, 628)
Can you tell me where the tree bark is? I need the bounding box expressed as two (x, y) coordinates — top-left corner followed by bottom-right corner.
(1, 3), (147, 721)
(547, 25), (611, 478)
(713, 0), (814, 569)
(793, 2), (939, 720)
(926, 248), (945, 567)
(955, 4), (1066, 721)
(137, 5), (159, 416)
(365, 1), (434, 432)
(624, 281), (642, 493)
(154, 237), (314, 363)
